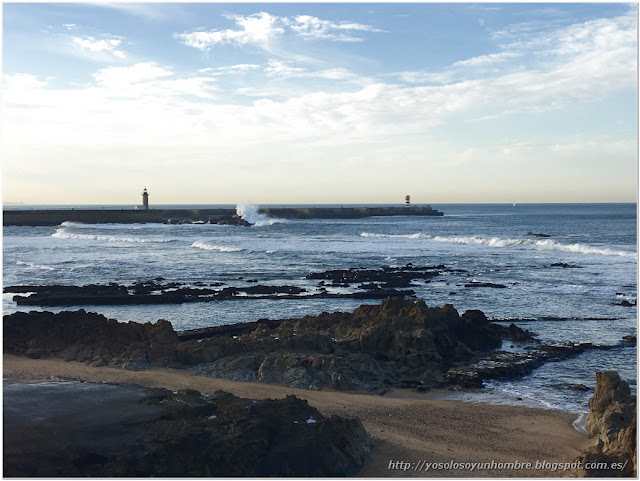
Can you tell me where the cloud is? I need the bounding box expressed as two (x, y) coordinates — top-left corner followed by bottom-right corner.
(288, 15), (384, 42)
(264, 59), (306, 77)
(199, 64), (260, 75)
(93, 62), (173, 86)
(174, 12), (284, 50)
(3, 11), (636, 191)
(451, 51), (521, 68)
(174, 12), (383, 50)
(70, 35), (126, 59)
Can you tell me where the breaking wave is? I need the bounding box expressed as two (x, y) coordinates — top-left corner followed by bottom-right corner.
(532, 239), (634, 257)
(191, 241), (243, 252)
(52, 228), (173, 243)
(432, 235), (527, 248)
(236, 202), (283, 226)
(16, 260), (57, 271)
(431, 235), (634, 257)
(360, 232), (427, 239)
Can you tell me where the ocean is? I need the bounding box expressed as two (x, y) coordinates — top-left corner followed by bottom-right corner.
(3, 202), (637, 415)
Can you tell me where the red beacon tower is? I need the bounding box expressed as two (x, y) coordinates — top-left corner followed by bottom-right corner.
(404, 194), (410, 207)
(142, 188), (149, 210)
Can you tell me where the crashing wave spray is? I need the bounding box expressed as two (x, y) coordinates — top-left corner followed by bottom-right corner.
(236, 202), (282, 226)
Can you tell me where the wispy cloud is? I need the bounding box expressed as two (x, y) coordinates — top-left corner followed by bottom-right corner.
(174, 12), (284, 50)
(70, 35), (126, 59)
(451, 51), (521, 68)
(174, 12), (384, 51)
(3, 8), (636, 202)
(199, 64), (260, 75)
(288, 15), (384, 42)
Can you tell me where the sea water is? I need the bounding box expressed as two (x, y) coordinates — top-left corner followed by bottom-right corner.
(3, 203), (637, 413)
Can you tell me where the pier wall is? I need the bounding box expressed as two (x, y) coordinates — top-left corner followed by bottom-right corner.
(3, 206), (442, 226)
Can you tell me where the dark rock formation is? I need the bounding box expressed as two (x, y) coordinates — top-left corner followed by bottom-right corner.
(575, 372), (636, 477)
(527, 232), (551, 238)
(617, 300), (637, 307)
(446, 342), (623, 388)
(4, 384), (371, 477)
(550, 262), (579, 268)
(5, 280), (413, 306)
(3, 310), (179, 370)
(306, 264), (445, 287)
(3, 298), (535, 392)
(210, 215), (251, 227)
(464, 281), (507, 289)
(133, 389), (371, 477)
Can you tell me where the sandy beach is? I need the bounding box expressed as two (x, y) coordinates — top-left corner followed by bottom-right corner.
(3, 353), (589, 477)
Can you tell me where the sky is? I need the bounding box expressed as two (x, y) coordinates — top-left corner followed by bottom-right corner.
(2, 2), (638, 205)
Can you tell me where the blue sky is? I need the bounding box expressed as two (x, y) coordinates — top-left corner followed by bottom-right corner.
(3, 3), (637, 204)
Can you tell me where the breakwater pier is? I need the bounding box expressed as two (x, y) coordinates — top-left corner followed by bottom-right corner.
(3, 205), (443, 226)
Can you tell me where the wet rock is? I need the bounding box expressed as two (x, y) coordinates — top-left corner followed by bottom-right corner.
(446, 343), (617, 387)
(210, 215), (251, 226)
(617, 300), (636, 307)
(527, 232), (551, 238)
(306, 264), (444, 287)
(623, 335), (636, 344)
(464, 281), (507, 289)
(550, 262), (578, 268)
(572, 384), (589, 391)
(6, 280), (413, 306)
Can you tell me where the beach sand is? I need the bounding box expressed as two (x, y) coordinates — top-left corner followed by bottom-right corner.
(3, 354), (589, 477)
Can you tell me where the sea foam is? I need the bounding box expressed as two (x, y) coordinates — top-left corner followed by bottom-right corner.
(16, 260), (57, 271)
(236, 202), (283, 226)
(431, 235), (634, 256)
(52, 228), (173, 243)
(360, 232), (427, 239)
(191, 241), (243, 252)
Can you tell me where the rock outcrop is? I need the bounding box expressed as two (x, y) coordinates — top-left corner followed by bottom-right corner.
(4, 384), (371, 477)
(575, 371), (636, 477)
(3, 310), (179, 371)
(4, 298), (536, 392)
(5, 280), (412, 306)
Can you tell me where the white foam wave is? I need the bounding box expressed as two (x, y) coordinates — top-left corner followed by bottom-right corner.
(361, 232), (427, 239)
(431, 235), (634, 257)
(52, 228), (173, 243)
(16, 261), (57, 271)
(532, 239), (633, 257)
(236, 202), (283, 226)
(432, 235), (527, 247)
(191, 241), (243, 252)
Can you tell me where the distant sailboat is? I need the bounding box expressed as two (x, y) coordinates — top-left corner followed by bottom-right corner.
(513, 201), (517, 207)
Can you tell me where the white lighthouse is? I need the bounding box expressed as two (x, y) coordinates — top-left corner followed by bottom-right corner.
(142, 188), (149, 210)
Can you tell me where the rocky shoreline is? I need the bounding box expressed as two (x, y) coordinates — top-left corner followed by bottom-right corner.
(3, 295), (637, 477)
(5, 297), (630, 394)
(5, 262), (587, 307)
